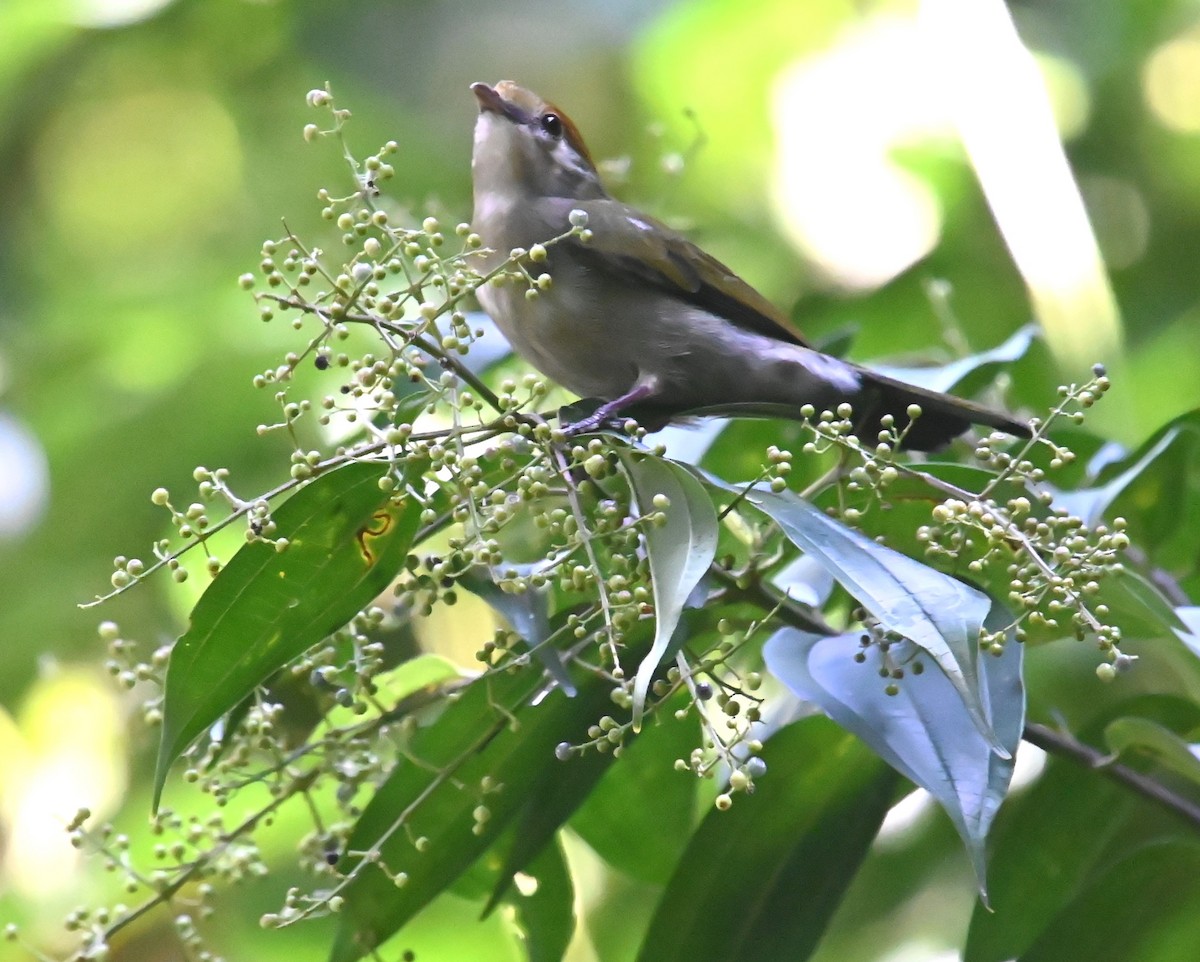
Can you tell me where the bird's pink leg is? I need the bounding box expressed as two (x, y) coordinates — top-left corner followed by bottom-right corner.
(560, 381), (658, 437)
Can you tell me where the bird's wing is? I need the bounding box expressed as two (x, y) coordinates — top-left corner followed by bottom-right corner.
(544, 198), (810, 348)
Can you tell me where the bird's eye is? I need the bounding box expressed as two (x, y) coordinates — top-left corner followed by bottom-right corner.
(539, 112), (564, 138)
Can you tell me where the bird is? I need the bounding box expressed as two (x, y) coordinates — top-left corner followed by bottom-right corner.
(468, 80), (1029, 451)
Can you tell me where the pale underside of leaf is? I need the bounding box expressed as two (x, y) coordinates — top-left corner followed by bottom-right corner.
(620, 454), (718, 731)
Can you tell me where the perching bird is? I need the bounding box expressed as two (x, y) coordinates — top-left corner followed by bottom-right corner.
(469, 81), (1028, 451)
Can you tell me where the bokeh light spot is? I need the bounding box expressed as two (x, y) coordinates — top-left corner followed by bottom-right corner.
(920, 0), (1122, 377)
(0, 412), (50, 539)
(1079, 175), (1151, 270)
(770, 17), (944, 290)
(0, 668), (125, 899)
(35, 87), (243, 257)
(71, 0), (174, 29)
(1143, 31), (1200, 133)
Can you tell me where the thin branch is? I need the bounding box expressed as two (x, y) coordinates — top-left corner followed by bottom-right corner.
(1023, 721), (1200, 830)
(96, 768), (321, 944)
(717, 553), (1200, 832)
(706, 564), (838, 637)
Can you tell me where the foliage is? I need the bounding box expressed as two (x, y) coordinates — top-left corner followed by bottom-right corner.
(9, 82), (1196, 962)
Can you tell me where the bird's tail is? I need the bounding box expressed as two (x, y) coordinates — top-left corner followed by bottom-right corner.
(856, 368), (1030, 452)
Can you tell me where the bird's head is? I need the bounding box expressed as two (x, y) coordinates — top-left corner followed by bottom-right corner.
(470, 81), (607, 204)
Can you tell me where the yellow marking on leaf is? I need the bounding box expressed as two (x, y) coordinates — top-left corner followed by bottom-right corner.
(356, 508), (396, 566)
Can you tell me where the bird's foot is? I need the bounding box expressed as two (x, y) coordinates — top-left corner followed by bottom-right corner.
(558, 404), (624, 438)
(558, 383), (657, 438)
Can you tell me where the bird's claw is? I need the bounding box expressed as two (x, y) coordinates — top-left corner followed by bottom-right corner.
(558, 414), (621, 437)
(557, 384), (657, 438)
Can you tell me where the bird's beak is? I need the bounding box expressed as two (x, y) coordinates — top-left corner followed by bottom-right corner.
(471, 82), (506, 115)
(471, 82), (526, 125)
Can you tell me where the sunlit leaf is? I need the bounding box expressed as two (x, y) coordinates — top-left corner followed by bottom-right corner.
(636, 717), (898, 962)
(154, 460), (423, 807)
(322, 653), (462, 731)
(709, 478), (1003, 752)
(620, 453), (718, 730)
(763, 604), (1024, 894)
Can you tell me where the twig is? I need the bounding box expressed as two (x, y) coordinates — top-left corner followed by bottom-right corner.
(706, 563), (837, 636)
(1023, 721), (1200, 830)
(715, 553), (1200, 832)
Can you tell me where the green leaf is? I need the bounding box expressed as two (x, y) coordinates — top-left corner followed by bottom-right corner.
(869, 323), (1037, 396)
(711, 479), (1004, 754)
(1053, 410), (1200, 595)
(763, 603), (1025, 896)
(1020, 840), (1200, 962)
(570, 697), (699, 884)
(964, 695), (1200, 962)
(459, 565), (576, 696)
(620, 453), (718, 730)
(1049, 423), (1180, 527)
(1104, 716), (1200, 788)
(481, 704), (617, 915)
(504, 838), (575, 962)
(322, 653), (462, 731)
(154, 461), (423, 807)
(810, 461), (1031, 564)
(636, 717), (898, 962)
(1097, 566), (1186, 639)
(329, 651), (631, 962)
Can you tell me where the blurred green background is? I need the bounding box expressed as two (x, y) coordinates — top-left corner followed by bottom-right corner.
(2, 0), (1200, 959)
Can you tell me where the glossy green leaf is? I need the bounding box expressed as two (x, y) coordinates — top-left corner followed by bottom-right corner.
(636, 717), (898, 962)
(710, 478), (1003, 753)
(480, 625), (667, 915)
(763, 603), (1025, 895)
(965, 696), (1200, 962)
(621, 453), (718, 730)
(329, 654), (625, 962)
(154, 461), (423, 807)
(481, 706), (616, 915)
